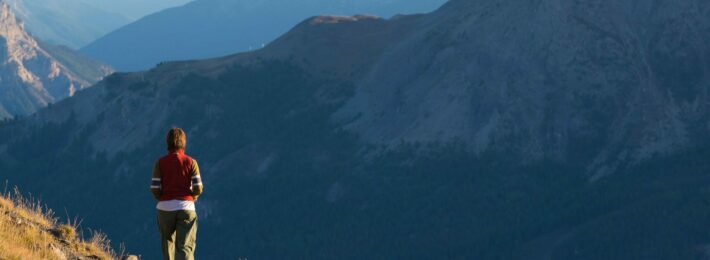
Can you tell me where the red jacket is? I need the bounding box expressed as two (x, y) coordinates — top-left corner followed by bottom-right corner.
(151, 150), (202, 201)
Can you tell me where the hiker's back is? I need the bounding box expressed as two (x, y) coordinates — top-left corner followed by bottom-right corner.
(152, 128), (202, 260)
(157, 151), (195, 201)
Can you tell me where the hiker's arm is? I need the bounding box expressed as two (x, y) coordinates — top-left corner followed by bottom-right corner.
(190, 159), (203, 200)
(150, 162), (161, 200)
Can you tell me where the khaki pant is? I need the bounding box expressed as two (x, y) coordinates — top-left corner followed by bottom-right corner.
(157, 210), (198, 260)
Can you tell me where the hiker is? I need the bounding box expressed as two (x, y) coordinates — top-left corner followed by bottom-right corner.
(150, 128), (203, 260)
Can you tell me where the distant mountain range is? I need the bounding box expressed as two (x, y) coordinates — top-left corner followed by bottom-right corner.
(80, 0), (447, 71)
(78, 0), (193, 20)
(0, 2), (112, 119)
(3, 0), (710, 259)
(4, 0), (129, 48)
(4, 0), (191, 48)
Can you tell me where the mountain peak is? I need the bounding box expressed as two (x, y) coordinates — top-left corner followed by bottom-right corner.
(0, 0), (28, 40)
(0, 0), (40, 64)
(0, 1), (23, 29)
(307, 14), (382, 25)
(0, 2), (112, 119)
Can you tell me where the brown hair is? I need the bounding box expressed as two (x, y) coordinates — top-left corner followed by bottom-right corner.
(166, 128), (187, 151)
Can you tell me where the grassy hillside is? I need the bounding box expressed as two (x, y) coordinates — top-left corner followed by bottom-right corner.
(0, 188), (116, 259)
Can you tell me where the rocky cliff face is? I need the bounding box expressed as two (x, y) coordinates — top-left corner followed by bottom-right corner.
(0, 2), (111, 119)
(333, 0), (710, 179)
(3, 0), (130, 48)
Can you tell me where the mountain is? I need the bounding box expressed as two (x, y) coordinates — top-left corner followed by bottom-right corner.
(0, 3), (112, 119)
(336, 0), (710, 180)
(4, 0), (192, 49)
(82, 0), (193, 21)
(80, 0), (447, 71)
(3, 0), (710, 259)
(4, 0), (130, 48)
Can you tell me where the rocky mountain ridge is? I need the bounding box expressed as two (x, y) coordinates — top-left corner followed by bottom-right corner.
(3, 0), (129, 48)
(3, 0), (192, 48)
(0, 2), (112, 119)
(333, 0), (710, 179)
(80, 0), (447, 71)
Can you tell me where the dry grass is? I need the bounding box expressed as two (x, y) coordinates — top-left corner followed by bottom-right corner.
(0, 187), (118, 260)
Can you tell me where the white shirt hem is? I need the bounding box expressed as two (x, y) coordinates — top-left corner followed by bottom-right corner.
(156, 199), (196, 211)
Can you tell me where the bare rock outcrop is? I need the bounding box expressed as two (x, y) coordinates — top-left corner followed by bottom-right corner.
(0, 1), (112, 119)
